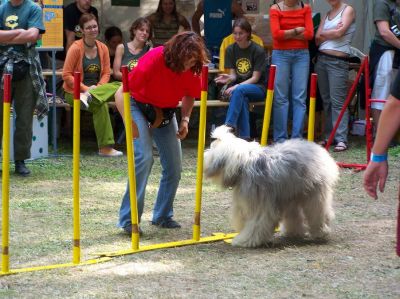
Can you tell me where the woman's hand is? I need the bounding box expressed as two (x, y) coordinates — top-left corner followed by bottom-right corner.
(295, 27), (305, 35)
(176, 119), (189, 140)
(215, 73), (232, 85)
(224, 84), (238, 96)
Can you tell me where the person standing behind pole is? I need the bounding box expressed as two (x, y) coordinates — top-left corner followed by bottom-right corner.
(369, 0), (400, 136)
(118, 32), (208, 234)
(315, 0), (356, 152)
(0, 0), (47, 176)
(269, 0), (313, 143)
(146, 0), (190, 47)
(192, 0), (244, 53)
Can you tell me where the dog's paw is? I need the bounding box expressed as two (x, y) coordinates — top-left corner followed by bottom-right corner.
(309, 225), (331, 240)
(231, 234), (269, 248)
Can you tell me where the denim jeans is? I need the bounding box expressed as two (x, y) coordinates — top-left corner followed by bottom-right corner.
(225, 84), (265, 139)
(271, 49), (310, 142)
(315, 54), (349, 143)
(118, 99), (182, 229)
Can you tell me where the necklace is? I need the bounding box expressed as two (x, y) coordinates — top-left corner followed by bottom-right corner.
(83, 39), (96, 48)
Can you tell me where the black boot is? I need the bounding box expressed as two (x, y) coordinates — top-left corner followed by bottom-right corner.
(15, 160), (31, 176)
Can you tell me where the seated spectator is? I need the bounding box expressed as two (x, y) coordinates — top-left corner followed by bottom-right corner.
(62, 13), (122, 157)
(315, 0), (356, 152)
(146, 0), (190, 47)
(369, 0), (400, 135)
(214, 18), (267, 140)
(113, 17), (152, 118)
(104, 26), (123, 67)
(269, 0), (313, 143)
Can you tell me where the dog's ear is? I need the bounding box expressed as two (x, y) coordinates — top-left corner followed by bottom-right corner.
(204, 150), (226, 178)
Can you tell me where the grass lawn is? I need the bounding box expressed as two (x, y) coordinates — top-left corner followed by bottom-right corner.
(0, 133), (399, 298)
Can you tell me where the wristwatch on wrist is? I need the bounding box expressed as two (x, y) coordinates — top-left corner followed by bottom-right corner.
(182, 116), (190, 123)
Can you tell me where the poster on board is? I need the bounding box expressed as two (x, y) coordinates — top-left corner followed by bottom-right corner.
(38, 0), (63, 49)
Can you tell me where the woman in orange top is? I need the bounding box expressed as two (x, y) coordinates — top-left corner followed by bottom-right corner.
(269, 0), (313, 143)
(62, 13), (122, 157)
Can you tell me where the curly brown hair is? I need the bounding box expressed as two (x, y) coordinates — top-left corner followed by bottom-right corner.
(163, 31), (208, 74)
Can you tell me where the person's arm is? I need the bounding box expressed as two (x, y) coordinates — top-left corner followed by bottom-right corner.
(177, 95), (194, 140)
(62, 44), (90, 92)
(376, 20), (400, 49)
(178, 14), (191, 31)
(112, 43), (124, 81)
(363, 95), (400, 199)
(0, 29), (23, 43)
(65, 29), (76, 53)
(98, 44), (111, 85)
(191, 0), (203, 35)
(0, 28), (40, 44)
(315, 14), (327, 46)
(295, 5), (314, 41)
(269, 7), (304, 40)
(319, 6), (355, 40)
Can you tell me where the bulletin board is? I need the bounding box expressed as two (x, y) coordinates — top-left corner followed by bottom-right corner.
(38, 0), (63, 49)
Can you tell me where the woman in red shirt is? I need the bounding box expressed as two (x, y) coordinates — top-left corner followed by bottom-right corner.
(118, 32), (208, 234)
(269, 0), (313, 142)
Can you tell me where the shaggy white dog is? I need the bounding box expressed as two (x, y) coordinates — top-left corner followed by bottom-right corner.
(204, 126), (339, 248)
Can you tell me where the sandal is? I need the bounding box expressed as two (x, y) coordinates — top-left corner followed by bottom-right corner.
(334, 141), (347, 152)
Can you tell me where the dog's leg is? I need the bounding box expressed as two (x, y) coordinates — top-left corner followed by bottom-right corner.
(231, 209), (277, 248)
(303, 190), (334, 239)
(231, 197), (247, 232)
(280, 202), (306, 238)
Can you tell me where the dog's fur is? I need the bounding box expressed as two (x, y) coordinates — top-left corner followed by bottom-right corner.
(204, 126), (339, 248)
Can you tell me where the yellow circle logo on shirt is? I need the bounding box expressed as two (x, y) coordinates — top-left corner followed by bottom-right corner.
(86, 64), (100, 73)
(128, 59), (138, 71)
(236, 58), (251, 76)
(5, 15), (18, 29)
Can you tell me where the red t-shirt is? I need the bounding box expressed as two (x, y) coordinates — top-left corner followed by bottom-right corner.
(270, 5), (314, 50)
(129, 46), (201, 108)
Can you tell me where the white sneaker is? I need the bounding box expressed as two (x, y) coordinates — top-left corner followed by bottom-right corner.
(98, 148), (123, 157)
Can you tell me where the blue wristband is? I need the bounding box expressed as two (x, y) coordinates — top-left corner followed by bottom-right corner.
(370, 153), (388, 163)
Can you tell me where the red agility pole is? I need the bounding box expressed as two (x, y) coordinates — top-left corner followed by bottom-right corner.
(397, 188), (400, 256)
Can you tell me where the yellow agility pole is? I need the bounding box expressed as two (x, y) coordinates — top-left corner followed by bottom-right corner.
(122, 66), (140, 250)
(72, 72), (81, 264)
(1, 74), (11, 274)
(193, 65), (208, 241)
(260, 65), (276, 146)
(308, 73), (317, 142)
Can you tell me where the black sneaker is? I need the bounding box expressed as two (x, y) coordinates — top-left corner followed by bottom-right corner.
(123, 224), (143, 236)
(151, 219), (181, 229)
(15, 160), (30, 177)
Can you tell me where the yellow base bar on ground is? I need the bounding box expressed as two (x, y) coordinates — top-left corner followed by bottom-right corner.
(95, 233), (237, 258)
(0, 257), (111, 276)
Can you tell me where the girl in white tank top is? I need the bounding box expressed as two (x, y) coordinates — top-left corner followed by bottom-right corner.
(317, 3), (356, 56)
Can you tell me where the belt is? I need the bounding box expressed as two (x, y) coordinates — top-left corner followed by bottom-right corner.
(317, 51), (351, 62)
